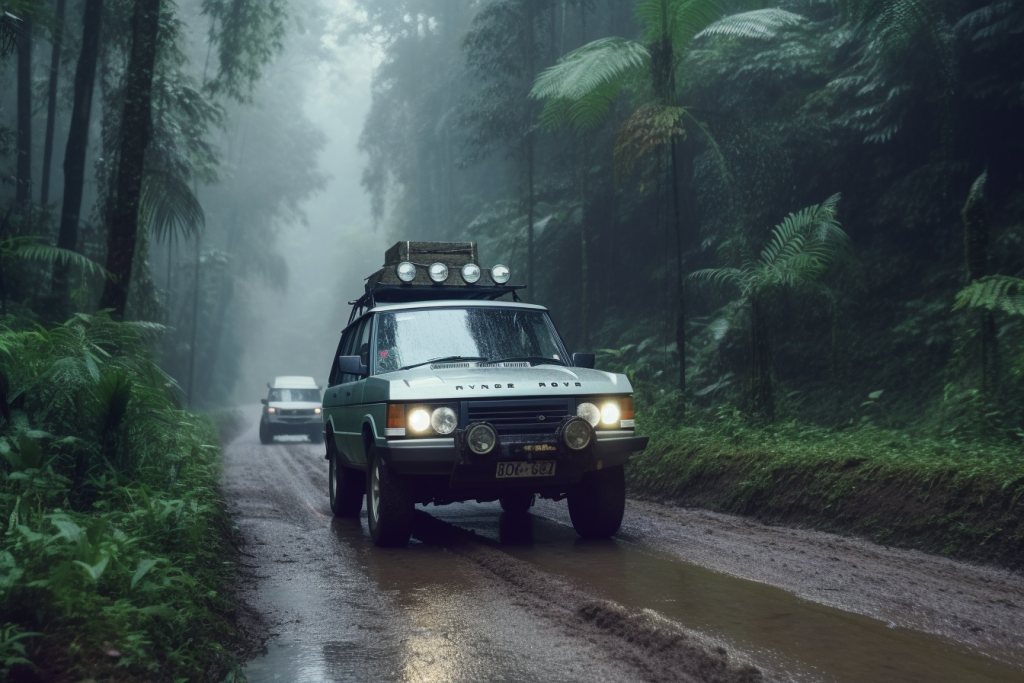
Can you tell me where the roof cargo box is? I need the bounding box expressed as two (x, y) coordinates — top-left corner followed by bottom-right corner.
(370, 241), (479, 287)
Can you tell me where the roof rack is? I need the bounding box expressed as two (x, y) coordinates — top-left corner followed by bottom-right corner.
(347, 241), (524, 324)
(347, 283), (524, 323)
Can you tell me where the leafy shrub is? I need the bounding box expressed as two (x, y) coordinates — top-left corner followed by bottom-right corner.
(0, 312), (240, 681)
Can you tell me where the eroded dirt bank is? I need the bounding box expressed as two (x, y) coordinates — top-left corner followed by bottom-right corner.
(223, 409), (1024, 682)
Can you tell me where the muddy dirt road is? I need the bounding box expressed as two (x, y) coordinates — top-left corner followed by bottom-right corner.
(224, 413), (1024, 682)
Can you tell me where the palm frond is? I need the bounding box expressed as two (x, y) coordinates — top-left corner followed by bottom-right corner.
(140, 170), (206, 244)
(3, 237), (112, 280)
(689, 267), (744, 289)
(696, 8), (806, 41)
(953, 275), (1024, 316)
(759, 194), (848, 285)
(531, 37), (649, 102)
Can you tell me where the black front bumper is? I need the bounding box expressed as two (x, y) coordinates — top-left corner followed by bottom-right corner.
(378, 431), (648, 488)
(266, 420), (319, 435)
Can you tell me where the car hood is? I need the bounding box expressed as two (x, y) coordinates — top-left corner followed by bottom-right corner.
(362, 365), (632, 402)
(268, 401), (322, 410)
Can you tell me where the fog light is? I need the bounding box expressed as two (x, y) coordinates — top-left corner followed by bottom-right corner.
(428, 262), (449, 283)
(490, 264), (510, 284)
(577, 402), (600, 427)
(466, 423), (497, 454)
(431, 406), (457, 435)
(461, 263), (481, 284)
(562, 418), (592, 450)
(408, 408), (431, 432)
(600, 401), (620, 426)
(396, 261), (416, 282)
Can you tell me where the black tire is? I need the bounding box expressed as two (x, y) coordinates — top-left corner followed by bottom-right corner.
(366, 444), (415, 547)
(259, 420), (274, 445)
(499, 492), (535, 515)
(328, 437), (363, 517)
(567, 465), (625, 539)
(310, 428), (324, 444)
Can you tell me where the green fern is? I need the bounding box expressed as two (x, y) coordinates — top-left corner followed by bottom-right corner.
(696, 8), (806, 40)
(953, 276), (1024, 317)
(1, 237), (112, 280)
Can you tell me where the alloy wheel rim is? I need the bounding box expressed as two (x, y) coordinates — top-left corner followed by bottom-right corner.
(371, 462), (380, 521)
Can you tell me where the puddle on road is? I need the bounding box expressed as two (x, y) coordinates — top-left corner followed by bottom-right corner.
(430, 503), (1024, 683)
(243, 514), (614, 683)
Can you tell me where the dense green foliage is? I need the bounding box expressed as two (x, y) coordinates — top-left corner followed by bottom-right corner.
(0, 313), (240, 680)
(356, 0), (1024, 436)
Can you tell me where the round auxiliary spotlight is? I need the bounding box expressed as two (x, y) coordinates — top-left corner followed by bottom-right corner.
(396, 261), (417, 283)
(560, 417), (593, 451)
(490, 264), (511, 284)
(466, 423), (498, 455)
(461, 263), (482, 284)
(428, 262), (449, 283)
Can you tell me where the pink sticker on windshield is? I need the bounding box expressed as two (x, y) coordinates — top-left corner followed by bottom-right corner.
(379, 350), (389, 357)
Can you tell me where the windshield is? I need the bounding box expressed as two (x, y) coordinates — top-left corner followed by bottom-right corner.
(269, 388), (321, 402)
(374, 307), (566, 374)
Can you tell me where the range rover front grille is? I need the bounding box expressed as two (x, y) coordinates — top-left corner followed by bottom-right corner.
(464, 398), (572, 435)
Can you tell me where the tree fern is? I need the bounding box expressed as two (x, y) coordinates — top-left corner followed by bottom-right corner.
(696, 8), (806, 40)
(2, 237), (111, 280)
(953, 276), (1024, 317)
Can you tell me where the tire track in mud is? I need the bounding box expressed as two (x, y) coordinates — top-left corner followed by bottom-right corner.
(410, 511), (764, 683)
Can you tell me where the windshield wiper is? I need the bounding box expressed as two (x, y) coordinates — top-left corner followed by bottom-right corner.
(398, 356), (489, 371)
(489, 356), (567, 366)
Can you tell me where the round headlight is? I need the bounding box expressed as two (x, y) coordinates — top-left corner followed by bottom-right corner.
(408, 408), (431, 432)
(428, 262), (449, 283)
(601, 401), (621, 426)
(563, 419), (592, 450)
(577, 402), (600, 427)
(461, 263), (482, 284)
(466, 423), (497, 454)
(431, 407), (457, 435)
(396, 261), (417, 283)
(490, 264), (510, 284)
(314, 407), (322, 415)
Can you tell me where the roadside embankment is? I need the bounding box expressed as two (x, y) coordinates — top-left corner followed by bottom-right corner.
(627, 420), (1024, 570)
(0, 314), (243, 682)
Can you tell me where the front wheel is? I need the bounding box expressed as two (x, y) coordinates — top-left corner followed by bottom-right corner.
(366, 445), (415, 547)
(499, 492), (534, 515)
(259, 420), (273, 445)
(567, 465), (625, 539)
(329, 438), (363, 517)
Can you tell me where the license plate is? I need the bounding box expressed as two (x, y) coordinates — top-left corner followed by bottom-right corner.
(496, 461), (556, 478)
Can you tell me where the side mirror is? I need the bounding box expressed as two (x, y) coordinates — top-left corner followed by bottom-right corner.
(261, 398), (268, 405)
(338, 355), (368, 377)
(572, 353), (595, 369)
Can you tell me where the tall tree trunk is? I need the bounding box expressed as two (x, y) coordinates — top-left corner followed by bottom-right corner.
(578, 0), (589, 350)
(16, 13), (33, 207)
(98, 0), (163, 318)
(40, 0), (66, 207)
(749, 295), (774, 420)
(961, 171), (994, 393)
(671, 142), (686, 397)
(52, 0), (104, 309)
(187, 235), (201, 407)
(524, 0), (536, 299)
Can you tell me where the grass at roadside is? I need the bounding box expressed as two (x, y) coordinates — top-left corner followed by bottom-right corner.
(1, 314), (243, 682)
(629, 408), (1024, 569)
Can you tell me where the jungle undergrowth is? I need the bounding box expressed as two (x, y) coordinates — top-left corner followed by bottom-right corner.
(0, 312), (243, 682)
